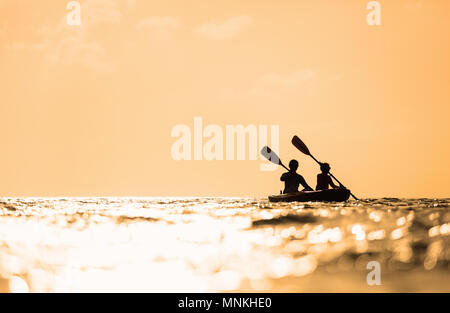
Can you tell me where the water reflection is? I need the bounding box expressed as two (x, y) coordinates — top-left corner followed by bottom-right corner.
(0, 197), (449, 292)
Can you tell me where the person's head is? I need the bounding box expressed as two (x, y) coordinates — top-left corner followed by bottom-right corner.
(320, 162), (331, 173)
(288, 159), (299, 172)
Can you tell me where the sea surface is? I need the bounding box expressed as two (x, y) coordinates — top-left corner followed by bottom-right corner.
(0, 197), (449, 292)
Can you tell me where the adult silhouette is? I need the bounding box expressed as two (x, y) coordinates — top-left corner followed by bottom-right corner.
(280, 160), (313, 194)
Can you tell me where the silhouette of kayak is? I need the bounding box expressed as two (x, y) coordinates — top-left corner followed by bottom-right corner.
(268, 188), (351, 203)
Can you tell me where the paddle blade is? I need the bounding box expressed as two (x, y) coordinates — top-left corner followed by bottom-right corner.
(260, 146), (281, 165)
(292, 135), (311, 155)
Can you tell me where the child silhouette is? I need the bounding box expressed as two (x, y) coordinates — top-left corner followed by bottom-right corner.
(316, 163), (341, 191)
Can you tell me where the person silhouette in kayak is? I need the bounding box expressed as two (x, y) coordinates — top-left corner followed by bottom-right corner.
(316, 162), (340, 190)
(281, 160), (313, 194)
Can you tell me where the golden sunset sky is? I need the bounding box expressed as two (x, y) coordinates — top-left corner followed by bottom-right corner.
(1, 0), (449, 198)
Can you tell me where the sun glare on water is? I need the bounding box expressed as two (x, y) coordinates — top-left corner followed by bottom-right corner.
(0, 197), (449, 292)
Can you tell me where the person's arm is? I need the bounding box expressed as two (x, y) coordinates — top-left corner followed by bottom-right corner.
(299, 175), (313, 191)
(328, 175), (339, 189)
(280, 172), (288, 181)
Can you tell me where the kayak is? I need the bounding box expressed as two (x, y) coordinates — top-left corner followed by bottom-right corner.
(268, 188), (351, 203)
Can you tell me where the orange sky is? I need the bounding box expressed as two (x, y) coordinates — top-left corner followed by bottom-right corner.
(1, 0), (449, 198)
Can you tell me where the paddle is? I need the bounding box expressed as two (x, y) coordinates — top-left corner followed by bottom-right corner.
(260, 146), (289, 171)
(291, 135), (359, 200)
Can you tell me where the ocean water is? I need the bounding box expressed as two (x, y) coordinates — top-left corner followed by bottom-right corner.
(0, 197), (449, 292)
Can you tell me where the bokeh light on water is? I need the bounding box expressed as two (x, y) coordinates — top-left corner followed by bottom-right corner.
(0, 197), (449, 292)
